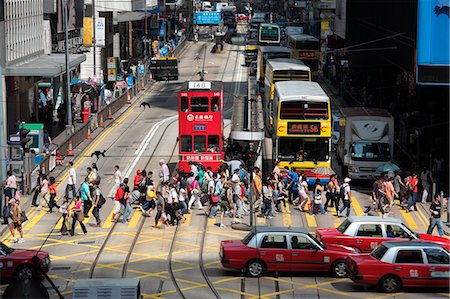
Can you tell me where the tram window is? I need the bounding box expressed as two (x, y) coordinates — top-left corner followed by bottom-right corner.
(180, 135), (192, 152)
(181, 96), (189, 112)
(211, 96), (220, 111)
(208, 135), (220, 152)
(194, 135), (206, 152)
(191, 97), (209, 112)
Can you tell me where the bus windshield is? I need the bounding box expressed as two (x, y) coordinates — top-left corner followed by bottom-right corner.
(350, 142), (391, 161)
(280, 101), (328, 120)
(278, 138), (329, 162)
(273, 70), (310, 82)
(264, 52), (290, 60)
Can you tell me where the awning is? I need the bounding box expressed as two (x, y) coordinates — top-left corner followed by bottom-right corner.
(4, 53), (86, 77)
(118, 6), (160, 22)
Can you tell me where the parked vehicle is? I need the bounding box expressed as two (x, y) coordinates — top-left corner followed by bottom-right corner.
(0, 242), (51, 280)
(316, 216), (450, 253)
(220, 227), (357, 278)
(346, 241), (449, 292)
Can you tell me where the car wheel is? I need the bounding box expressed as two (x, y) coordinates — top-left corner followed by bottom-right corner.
(379, 275), (401, 293)
(331, 260), (347, 277)
(246, 259), (264, 277)
(15, 265), (35, 280)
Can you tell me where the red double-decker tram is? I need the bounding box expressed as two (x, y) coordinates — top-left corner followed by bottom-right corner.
(178, 81), (225, 173)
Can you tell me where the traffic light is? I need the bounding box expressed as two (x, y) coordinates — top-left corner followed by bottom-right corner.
(246, 150), (258, 167)
(19, 128), (31, 150)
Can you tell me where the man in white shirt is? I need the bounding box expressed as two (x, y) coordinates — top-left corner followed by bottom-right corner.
(110, 165), (122, 198)
(189, 161), (198, 178)
(65, 161), (77, 199)
(159, 160), (170, 184)
(338, 177), (352, 217)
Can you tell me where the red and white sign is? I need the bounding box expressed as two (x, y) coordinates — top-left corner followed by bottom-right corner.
(186, 114), (214, 122)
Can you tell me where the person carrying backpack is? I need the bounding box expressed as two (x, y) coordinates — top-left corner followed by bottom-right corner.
(92, 183), (105, 227)
(338, 177), (352, 217)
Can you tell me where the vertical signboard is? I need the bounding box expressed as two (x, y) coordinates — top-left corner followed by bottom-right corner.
(107, 57), (118, 82)
(95, 17), (106, 47)
(416, 0), (450, 85)
(83, 17), (93, 47)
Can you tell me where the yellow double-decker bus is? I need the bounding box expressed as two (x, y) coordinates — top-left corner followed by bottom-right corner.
(257, 46), (292, 85)
(273, 81), (331, 183)
(286, 34), (320, 78)
(264, 58), (311, 133)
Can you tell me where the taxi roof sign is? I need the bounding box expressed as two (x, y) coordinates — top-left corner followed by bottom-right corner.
(188, 81), (211, 90)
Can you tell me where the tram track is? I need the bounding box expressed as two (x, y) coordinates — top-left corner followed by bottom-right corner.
(168, 212), (222, 299)
(88, 115), (179, 279)
(88, 41), (215, 280)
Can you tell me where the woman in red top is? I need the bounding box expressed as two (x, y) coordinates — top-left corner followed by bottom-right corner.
(133, 170), (142, 190)
(48, 176), (60, 213)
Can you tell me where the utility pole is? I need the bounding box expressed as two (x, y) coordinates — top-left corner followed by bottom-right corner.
(0, 66), (6, 218)
(64, 0), (72, 137)
(93, 0), (96, 77)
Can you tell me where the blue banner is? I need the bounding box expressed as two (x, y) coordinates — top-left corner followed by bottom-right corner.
(194, 12), (222, 25)
(159, 20), (165, 38)
(417, 0), (449, 65)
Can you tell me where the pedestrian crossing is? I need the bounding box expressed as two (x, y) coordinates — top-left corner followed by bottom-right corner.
(1, 195), (436, 245)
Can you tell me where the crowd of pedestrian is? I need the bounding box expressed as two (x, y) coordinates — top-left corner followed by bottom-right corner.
(2, 157), (447, 242)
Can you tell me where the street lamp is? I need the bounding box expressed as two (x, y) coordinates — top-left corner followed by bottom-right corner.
(64, 0), (73, 137)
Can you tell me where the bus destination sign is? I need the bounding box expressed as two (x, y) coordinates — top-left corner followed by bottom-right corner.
(188, 81), (212, 90)
(287, 122), (320, 134)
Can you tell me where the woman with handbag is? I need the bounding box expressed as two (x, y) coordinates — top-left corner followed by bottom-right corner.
(39, 175), (49, 208)
(69, 196), (87, 236)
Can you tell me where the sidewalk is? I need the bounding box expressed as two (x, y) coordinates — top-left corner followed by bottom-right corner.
(0, 80), (152, 236)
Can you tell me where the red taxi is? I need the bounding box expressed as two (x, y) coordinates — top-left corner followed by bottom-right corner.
(346, 241), (449, 292)
(220, 227), (358, 277)
(0, 241), (51, 280)
(316, 216), (450, 252)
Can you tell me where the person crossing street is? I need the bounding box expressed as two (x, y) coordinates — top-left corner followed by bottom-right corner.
(426, 194), (446, 236)
(92, 183), (105, 227)
(338, 177), (352, 218)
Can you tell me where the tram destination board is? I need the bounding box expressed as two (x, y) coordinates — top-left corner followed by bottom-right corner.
(287, 122), (320, 134)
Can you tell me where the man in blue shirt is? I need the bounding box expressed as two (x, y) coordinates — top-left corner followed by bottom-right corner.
(288, 167), (299, 204)
(80, 177), (92, 217)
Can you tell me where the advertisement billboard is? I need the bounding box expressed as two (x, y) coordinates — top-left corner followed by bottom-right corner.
(416, 0), (450, 85)
(194, 12), (222, 25)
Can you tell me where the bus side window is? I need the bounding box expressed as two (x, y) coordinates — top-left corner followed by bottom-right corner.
(181, 96), (189, 112)
(208, 135), (220, 152)
(194, 135), (206, 152)
(180, 135), (192, 152)
(211, 96), (220, 111)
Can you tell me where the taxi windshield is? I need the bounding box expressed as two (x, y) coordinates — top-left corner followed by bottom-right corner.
(0, 242), (14, 255)
(371, 244), (388, 260)
(337, 219), (351, 233)
(242, 231), (255, 246)
(308, 233), (327, 249)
